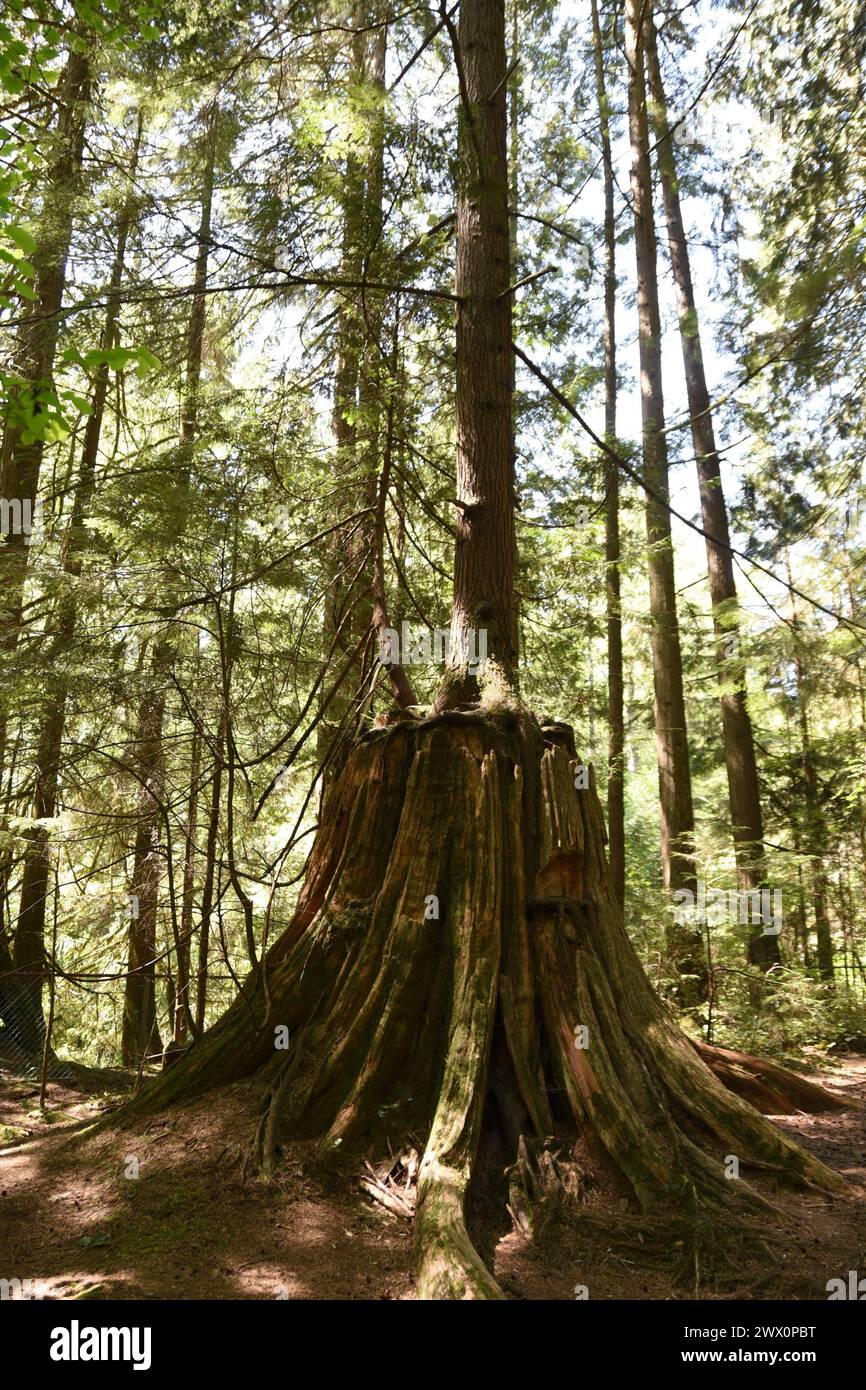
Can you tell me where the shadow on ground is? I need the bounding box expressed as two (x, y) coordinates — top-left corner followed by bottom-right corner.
(1, 1058), (865, 1300)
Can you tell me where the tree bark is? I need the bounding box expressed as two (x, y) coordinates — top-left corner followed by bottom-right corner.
(644, 17), (779, 972)
(318, 12), (389, 766)
(195, 715), (224, 1033)
(5, 114), (142, 1054)
(786, 560), (834, 983)
(0, 47), (90, 658)
(591, 0), (625, 910)
(175, 722), (200, 1044)
(121, 107), (218, 1062)
(438, 0), (517, 706)
(624, 0), (704, 1000)
(122, 644), (170, 1065)
(0, 49), (91, 1046)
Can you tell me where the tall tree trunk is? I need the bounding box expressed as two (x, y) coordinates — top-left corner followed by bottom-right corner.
(175, 722), (200, 1044)
(624, 0), (704, 1001)
(644, 17), (779, 972)
(591, 0), (624, 910)
(318, 12), (389, 767)
(5, 107), (140, 1054)
(0, 48), (90, 661)
(122, 643), (171, 1065)
(438, 0), (517, 706)
(122, 106), (217, 1063)
(0, 48), (90, 1045)
(786, 560), (834, 983)
(194, 716), (224, 1033)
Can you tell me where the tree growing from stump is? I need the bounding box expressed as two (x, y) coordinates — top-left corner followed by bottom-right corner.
(118, 0), (850, 1299)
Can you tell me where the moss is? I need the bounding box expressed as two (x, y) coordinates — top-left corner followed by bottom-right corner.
(315, 902), (371, 944)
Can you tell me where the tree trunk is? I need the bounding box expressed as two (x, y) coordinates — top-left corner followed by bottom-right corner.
(121, 108), (217, 1062)
(4, 113), (142, 1055)
(624, 0), (704, 1001)
(0, 48), (90, 1047)
(438, 0), (517, 707)
(644, 18), (779, 972)
(318, 12), (389, 767)
(0, 48), (90, 659)
(175, 722), (200, 1045)
(122, 643), (170, 1065)
(195, 716), (224, 1033)
(786, 562), (834, 983)
(590, 0), (624, 910)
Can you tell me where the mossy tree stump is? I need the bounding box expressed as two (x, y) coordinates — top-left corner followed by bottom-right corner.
(123, 708), (847, 1299)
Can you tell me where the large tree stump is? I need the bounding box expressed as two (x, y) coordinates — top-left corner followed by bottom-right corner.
(118, 709), (848, 1298)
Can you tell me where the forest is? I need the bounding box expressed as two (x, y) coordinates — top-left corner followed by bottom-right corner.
(0, 0), (865, 1309)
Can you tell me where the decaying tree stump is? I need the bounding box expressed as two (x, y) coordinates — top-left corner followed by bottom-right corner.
(118, 708), (848, 1298)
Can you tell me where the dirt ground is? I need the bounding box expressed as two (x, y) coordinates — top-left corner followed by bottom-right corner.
(1, 1055), (865, 1301)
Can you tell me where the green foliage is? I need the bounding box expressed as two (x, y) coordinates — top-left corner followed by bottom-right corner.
(0, 0), (864, 1071)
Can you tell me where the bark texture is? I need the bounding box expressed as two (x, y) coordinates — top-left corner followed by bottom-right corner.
(0, 49), (91, 1048)
(788, 567), (834, 982)
(440, 0), (518, 706)
(121, 108), (217, 1062)
(624, 0), (703, 999)
(591, 0), (624, 909)
(318, 13), (391, 766)
(0, 48), (90, 653)
(644, 19), (779, 971)
(6, 116), (142, 1055)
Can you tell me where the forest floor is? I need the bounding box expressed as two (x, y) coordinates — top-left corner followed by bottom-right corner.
(1, 1053), (865, 1301)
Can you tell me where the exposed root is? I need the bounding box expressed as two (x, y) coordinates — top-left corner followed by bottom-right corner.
(695, 1040), (853, 1115)
(413, 746), (505, 1299)
(254, 1057), (295, 1178)
(415, 1162), (506, 1299)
